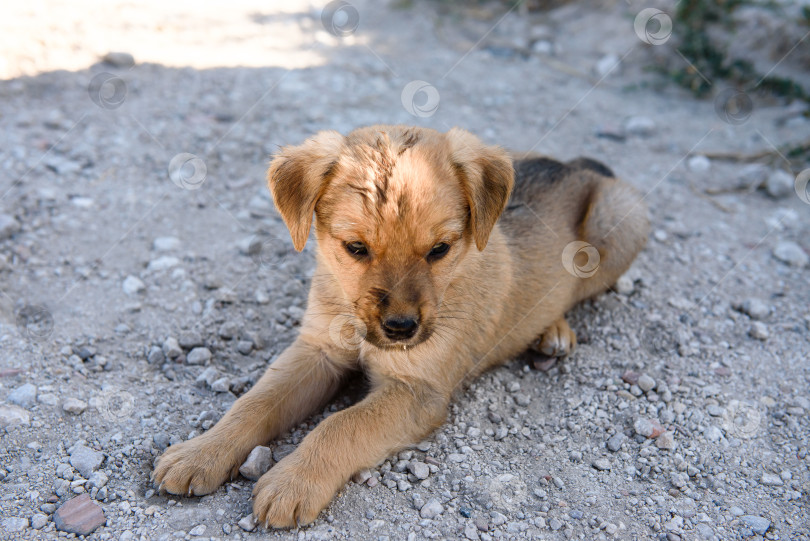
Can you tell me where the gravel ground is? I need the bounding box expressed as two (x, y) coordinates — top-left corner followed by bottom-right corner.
(1, 1), (809, 540)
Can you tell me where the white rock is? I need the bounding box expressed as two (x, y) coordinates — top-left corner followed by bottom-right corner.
(614, 275), (634, 295)
(420, 499), (444, 519)
(760, 472), (783, 486)
(238, 515), (257, 532)
(69, 445), (104, 478)
(594, 53), (621, 78)
(147, 256), (180, 271)
(0, 213), (21, 240)
(186, 347), (212, 365)
(749, 321), (769, 341)
(773, 240), (808, 267)
(765, 169), (794, 199)
(122, 275), (145, 296)
(688, 155), (711, 172)
(62, 398), (88, 414)
(0, 404), (31, 428)
(8, 383), (37, 408)
(625, 116), (656, 136)
(152, 236), (181, 251)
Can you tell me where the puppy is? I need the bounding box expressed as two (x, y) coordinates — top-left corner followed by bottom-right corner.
(152, 125), (648, 528)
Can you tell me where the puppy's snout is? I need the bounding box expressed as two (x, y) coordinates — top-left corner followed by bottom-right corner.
(381, 315), (419, 341)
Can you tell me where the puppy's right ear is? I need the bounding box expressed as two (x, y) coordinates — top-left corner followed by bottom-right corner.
(267, 131), (344, 251)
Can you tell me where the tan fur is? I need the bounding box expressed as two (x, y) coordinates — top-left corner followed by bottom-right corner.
(152, 125), (649, 528)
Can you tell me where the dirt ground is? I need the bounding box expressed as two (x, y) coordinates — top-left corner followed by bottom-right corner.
(1, 1), (808, 540)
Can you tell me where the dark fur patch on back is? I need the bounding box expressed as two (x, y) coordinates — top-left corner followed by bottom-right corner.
(567, 157), (614, 178)
(514, 157), (568, 185)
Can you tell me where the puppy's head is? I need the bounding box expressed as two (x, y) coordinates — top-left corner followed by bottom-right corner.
(267, 126), (513, 349)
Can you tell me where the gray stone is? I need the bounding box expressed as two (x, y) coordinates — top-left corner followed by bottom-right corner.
(0, 404), (31, 428)
(122, 275), (145, 296)
(1, 517), (27, 532)
(102, 51), (135, 67)
(408, 461), (430, 480)
(773, 240), (808, 267)
(186, 347), (212, 365)
(87, 471), (108, 489)
(614, 275), (634, 295)
(196, 366), (219, 388)
(0, 213), (21, 240)
(656, 431), (677, 450)
(211, 377), (230, 393)
(592, 458), (611, 471)
(704, 426), (723, 442)
(31, 513), (48, 529)
(420, 499), (443, 519)
(671, 472), (688, 488)
(238, 514), (257, 531)
(69, 445), (104, 478)
(740, 515), (770, 535)
(236, 340), (254, 355)
(688, 155), (711, 172)
(239, 446), (274, 481)
(607, 432), (624, 452)
(190, 524), (206, 536)
(162, 337), (182, 359)
(62, 398), (88, 414)
(147, 346), (164, 364)
(625, 116), (656, 136)
(178, 331), (204, 349)
(637, 374), (656, 392)
(549, 517), (563, 530)
(749, 321), (769, 341)
(152, 236), (180, 251)
(765, 169), (794, 199)
(147, 256), (180, 271)
(760, 472), (783, 486)
(738, 298), (770, 320)
(8, 383), (37, 408)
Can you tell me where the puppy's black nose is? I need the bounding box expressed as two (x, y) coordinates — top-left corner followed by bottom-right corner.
(382, 316), (419, 340)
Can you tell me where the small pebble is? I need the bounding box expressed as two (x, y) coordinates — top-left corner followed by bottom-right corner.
(607, 432), (625, 452)
(592, 458), (611, 471)
(239, 446), (274, 481)
(656, 431), (677, 450)
(122, 275), (145, 296)
(773, 240), (808, 267)
(765, 169), (794, 199)
(688, 155), (711, 172)
(740, 515), (770, 535)
(186, 347), (212, 365)
(62, 398), (88, 415)
(102, 51), (135, 67)
(420, 499), (443, 519)
(8, 383), (37, 408)
(760, 472), (783, 486)
(637, 374), (656, 392)
(749, 321), (769, 341)
(237, 515), (257, 532)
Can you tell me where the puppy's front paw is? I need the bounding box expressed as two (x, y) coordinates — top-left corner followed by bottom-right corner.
(253, 455), (336, 529)
(152, 435), (241, 496)
(533, 318), (577, 358)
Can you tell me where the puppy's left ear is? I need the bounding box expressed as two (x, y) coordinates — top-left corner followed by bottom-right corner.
(447, 128), (514, 251)
(267, 131), (344, 251)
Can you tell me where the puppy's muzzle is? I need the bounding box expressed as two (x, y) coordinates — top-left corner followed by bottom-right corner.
(381, 315), (419, 341)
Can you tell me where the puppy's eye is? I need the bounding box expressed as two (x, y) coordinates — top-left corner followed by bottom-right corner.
(345, 241), (369, 258)
(427, 242), (450, 261)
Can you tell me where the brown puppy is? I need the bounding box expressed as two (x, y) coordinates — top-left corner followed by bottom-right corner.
(152, 125), (649, 528)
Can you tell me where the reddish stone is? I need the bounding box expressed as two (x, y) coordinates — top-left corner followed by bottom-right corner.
(53, 494), (105, 535)
(622, 370), (640, 385)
